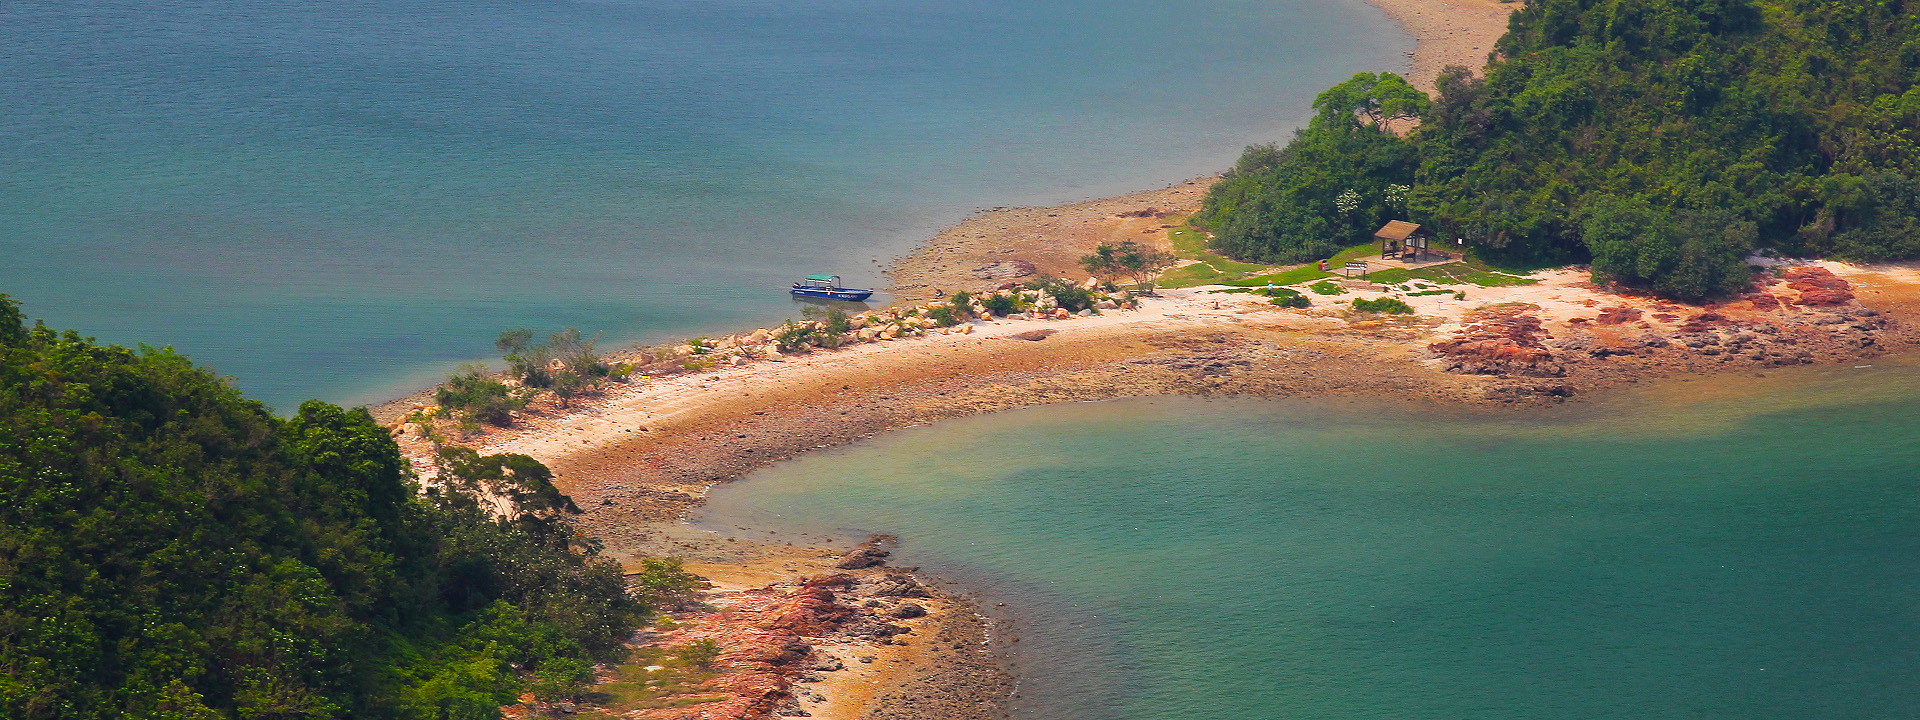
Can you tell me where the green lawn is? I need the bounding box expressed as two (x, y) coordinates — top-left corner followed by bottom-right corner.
(1219, 265), (1337, 287)
(1154, 226), (1539, 290)
(1158, 219), (1276, 288)
(1363, 261), (1539, 287)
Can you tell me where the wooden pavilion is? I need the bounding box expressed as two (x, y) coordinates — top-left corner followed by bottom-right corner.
(1376, 221), (1434, 261)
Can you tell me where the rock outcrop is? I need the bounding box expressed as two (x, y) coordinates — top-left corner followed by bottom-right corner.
(1428, 305), (1565, 378)
(835, 535), (897, 570)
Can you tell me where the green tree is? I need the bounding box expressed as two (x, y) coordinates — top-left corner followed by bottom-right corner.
(0, 296), (656, 720)
(1204, 0), (1920, 296)
(1579, 196), (1754, 299)
(1311, 71), (1430, 129)
(1196, 75), (1423, 263)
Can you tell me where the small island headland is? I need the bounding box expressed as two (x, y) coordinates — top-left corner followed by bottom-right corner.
(373, 1), (1920, 718)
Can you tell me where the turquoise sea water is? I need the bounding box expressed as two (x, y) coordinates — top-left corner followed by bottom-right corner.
(0, 0), (1405, 411)
(698, 361), (1920, 719)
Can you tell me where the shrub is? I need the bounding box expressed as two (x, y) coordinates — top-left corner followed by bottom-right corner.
(1264, 288), (1311, 308)
(1352, 297), (1414, 314)
(497, 328), (552, 387)
(1309, 280), (1347, 295)
(927, 305), (959, 327)
(1028, 276), (1095, 312)
(499, 328), (610, 388)
(980, 293), (1021, 316)
(629, 558), (702, 611)
(949, 291), (973, 316)
(436, 365), (527, 426)
(800, 306), (853, 347)
(775, 322), (815, 351)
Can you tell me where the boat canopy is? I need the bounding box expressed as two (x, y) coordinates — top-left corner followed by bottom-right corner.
(804, 273), (838, 282)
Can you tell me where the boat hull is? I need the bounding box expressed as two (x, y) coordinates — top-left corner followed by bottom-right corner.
(791, 287), (874, 301)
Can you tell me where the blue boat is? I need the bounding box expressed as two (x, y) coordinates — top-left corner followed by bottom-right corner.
(791, 274), (874, 301)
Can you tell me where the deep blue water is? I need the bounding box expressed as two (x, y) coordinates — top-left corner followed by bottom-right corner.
(699, 361), (1920, 718)
(0, 0), (1405, 410)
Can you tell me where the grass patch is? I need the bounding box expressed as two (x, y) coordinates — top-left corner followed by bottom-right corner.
(1212, 286), (1312, 307)
(584, 647), (728, 713)
(1365, 268), (1414, 285)
(1407, 289), (1455, 297)
(1308, 279), (1348, 295)
(1221, 265), (1336, 287)
(1356, 262), (1539, 287)
(1158, 218), (1280, 288)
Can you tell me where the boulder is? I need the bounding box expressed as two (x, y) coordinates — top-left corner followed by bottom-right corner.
(869, 573), (931, 598)
(835, 536), (894, 569)
(972, 260), (1037, 280)
(888, 603), (928, 620)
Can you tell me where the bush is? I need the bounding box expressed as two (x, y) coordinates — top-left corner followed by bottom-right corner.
(1308, 280), (1347, 295)
(1352, 297), (1414, 314)
(1264, 288), (1311, 308)
(980, 293), (1021, 316)
(498, 328), (610, 389)
(629, 558), (702, 611)
(436, 365), (527, 426)
(927, 305), (959, 327)
(949, 291), (973, 315)
(775, 322), (815, 351)
(800, 306), (853, 347)
(1028, 276), (1095, 312)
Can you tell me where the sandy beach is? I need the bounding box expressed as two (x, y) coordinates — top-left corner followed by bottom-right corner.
(366, 2), (1920, 718)
(1363, 0), (1523, 91)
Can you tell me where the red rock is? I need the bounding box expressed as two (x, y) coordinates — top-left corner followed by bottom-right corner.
(1595, 307), (1642, 325)
(1429, 306), (1563, 377)
(1784, 267), (1855, 306)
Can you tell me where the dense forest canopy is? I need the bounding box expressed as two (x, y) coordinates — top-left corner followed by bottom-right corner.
(0, 294), (683, 719)
(1198, 0), (1920, 298)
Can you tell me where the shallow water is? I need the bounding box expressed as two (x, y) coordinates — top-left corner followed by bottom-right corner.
(698, 360), (1920, 719)
(0, 0), (1405, 410)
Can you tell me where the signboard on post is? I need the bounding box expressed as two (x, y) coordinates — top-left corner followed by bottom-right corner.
(1344, 261), (1368, 278)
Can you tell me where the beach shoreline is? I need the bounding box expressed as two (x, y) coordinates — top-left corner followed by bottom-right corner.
(1362, 0), (1522, 92)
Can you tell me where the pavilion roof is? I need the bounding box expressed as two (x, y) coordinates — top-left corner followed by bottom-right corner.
(1375, 221), (1421, 241)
